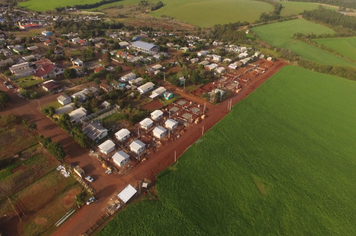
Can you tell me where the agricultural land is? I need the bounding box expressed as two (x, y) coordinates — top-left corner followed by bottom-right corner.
(280, 2), (336, 16)
(253, 19), (356, 67)
(315, 37), (356, 62)
(99, 66), (356, 235)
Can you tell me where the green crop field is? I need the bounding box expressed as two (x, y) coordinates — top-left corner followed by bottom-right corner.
(315, 37), (356, 62)
(280, 2), (336, 16)
(18, 0), (102, 11)
(253, 19), (356, 66)
(149, 0), (272, 27)
(99, 65), (356, 235)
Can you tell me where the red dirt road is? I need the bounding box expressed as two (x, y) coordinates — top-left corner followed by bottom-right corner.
(0, 61), (286, 236)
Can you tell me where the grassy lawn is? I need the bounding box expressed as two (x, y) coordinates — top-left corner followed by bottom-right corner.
(280, 2), (337, 16)
(13, 76), (42, 88)
(314, 37), (356, 62)
(253, 19), (356, 66)
(98, 65), (356, 235)
(43, 101), (61, 110)
(18, 0), (104, 11)
(149, 0), (273, 27)
(101, 112), (127, 128)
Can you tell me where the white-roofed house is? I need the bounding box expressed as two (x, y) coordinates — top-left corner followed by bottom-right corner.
(121, 72), (136, 82)
(98, 139), (116, 155)
(115, 128), (131, 142)
(137, 82), (154, 94)
(215, 67), (225, 74)
(139, 118), (154, 130)
(151, 110), (163, 121)
(129, 77), (143, 86)
(129, 139), (146, 155)
(212, 54), (221, 63)
(165, 118), (178, 130)
(57, 94), (72, 105)
(112, 150), (130, 167)
(149, 87), (166, 100)
(69, 107), (87, 124)
(153, 126), (167, 139)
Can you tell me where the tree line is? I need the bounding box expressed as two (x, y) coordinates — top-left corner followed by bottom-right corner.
(303, 7), (356, 31)
(289, 0), (356, 9)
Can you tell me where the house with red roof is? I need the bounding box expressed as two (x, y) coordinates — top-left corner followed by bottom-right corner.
(34, 64), (64, 79)
(94, 66), (105, 73)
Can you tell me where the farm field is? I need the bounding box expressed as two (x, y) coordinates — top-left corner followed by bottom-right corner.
(98, 66), (356, 235)
(315, 37), (356, 62)
(280, 2), (336, 16)
(253, 19), (356, 66)
(18, 0), (102, 11)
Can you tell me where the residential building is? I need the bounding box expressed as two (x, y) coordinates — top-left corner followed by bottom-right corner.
(54, 103), (74, 119)
(139, 118), (154, 130)
(129, 77), (143, 86)
(129, 139), (146, 155)
(57, 94), (72, 105)
(120, 72), (136, 82)
(165, 118), (178, 130)
(151, 110), (163, 121)
(41, 80), (60, 93)
(98, 139), (116, 155)
(9, 62), (34, 76)
(33, 64), (64, 79)
(152, 126), (167, 139)
(69, 107), (87, 124)
(137, 82), (154, 94)
(149, 87), (166, 100)
(42, 31), (52, 36)
(82, 122), (108, 142)
(112, 150), (130, 167)
(115, 128), (131, 142)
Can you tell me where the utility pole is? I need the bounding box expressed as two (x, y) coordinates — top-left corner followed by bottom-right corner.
(174, 151), (177, 163)
(203, 102), (206, 114)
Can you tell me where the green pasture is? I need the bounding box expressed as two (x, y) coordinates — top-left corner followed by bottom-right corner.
(280, 2), (336, 16)
(149, 0), (272, 27)
(253, 19), (355, 66)
(18, 0), (103, 11)
(315, 37), (356, 62)
(99, 65), (356, 235)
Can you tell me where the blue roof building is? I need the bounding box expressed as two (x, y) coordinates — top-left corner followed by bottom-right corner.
(131, 41), (159, 55)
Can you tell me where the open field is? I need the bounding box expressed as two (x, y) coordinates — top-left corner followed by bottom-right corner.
(98, 65), (356, 235)
(315, 37), (356, 62)
(280, 2), (336, 16)
(149, 0), (272, 27)
(18, 0), (103, 11)
(253, 19), (356, 66)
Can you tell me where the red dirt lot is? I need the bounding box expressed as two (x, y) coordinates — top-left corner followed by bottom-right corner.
(0, 61), (287, 236)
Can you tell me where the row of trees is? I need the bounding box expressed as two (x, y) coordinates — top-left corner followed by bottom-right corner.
(0, 91), (11, 108)
(303, 7), (356, 32)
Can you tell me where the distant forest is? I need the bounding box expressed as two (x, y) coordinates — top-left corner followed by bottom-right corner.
(288, 0), (356, 9)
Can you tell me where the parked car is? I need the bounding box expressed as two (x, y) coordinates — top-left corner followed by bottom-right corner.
(85, 176), (94, 182)
(86, 196), (95, 205)
(6, 85), (13, 89)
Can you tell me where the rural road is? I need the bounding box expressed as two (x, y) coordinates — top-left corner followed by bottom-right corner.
(0, 60), (286, 236)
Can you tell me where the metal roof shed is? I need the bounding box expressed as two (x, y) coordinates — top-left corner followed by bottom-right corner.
(118, 184), (137, 204)
(151, 110), (163, 121)
(137, 82), (154, 94)
(115, 128), (131, 142)
(98, 139), (116, 155)
(112, 150), (130, 167)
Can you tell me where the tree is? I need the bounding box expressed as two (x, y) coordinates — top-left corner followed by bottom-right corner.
(0, 91), (11, 107)
(64, 68), (77, 79)
(75, 191), (86, 206)
(106, 74), (114, 84)
(28, 122), (37, 130)
(115, 65), (123, 73)
(94, 78), (101, 85)
(47, 142), (66, 160)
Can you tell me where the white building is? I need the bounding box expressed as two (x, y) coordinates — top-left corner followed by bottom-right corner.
(57, 94), (72, 105)
(139, 118), (154, 130)
(151, 110), (163, 121)
(129, 77), (143, 86)
(212, 54), (221, 63)
(153, 126), (167, 139)
(165, 118), (178, 130)
(131, 41), (160, 55)
(129, 139), (146, 155)
(69, 107), (87, 124)
(149, 87), (166, 100)
(115, 128), (131, 142)
(137, 82), (154, 94)
(98, 139), (116, 155)
(215, 67), (225, 74)
(112, 150), (130, 167)
(121, 72), (136, 82)
(82, 122), (108, 142)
